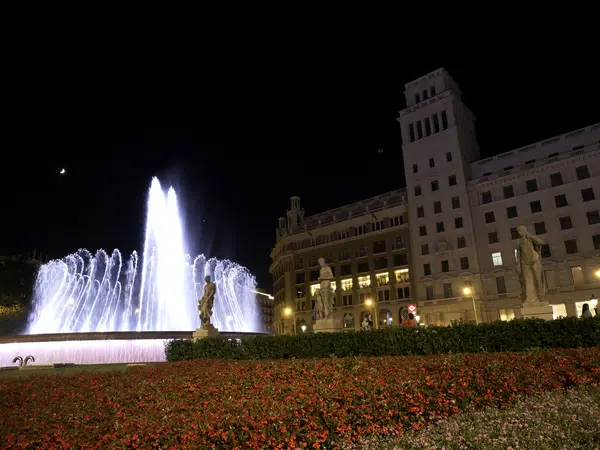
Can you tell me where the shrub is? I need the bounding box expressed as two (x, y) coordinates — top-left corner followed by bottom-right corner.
(165, 316), (600, 361)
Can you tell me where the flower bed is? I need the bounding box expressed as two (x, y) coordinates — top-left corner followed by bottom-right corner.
(371, 386), (600, 449)
(2, 348), (600, 449)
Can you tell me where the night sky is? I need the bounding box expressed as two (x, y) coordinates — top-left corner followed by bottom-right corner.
(3, 35), (600, 289)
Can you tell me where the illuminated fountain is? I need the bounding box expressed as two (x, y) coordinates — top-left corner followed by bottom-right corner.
(0, 177), (262, 366)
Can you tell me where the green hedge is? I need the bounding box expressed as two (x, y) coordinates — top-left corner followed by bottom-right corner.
(165, 316), (600, 361)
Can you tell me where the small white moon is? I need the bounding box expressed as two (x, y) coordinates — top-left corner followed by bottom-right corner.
(60, 168), (66, 175)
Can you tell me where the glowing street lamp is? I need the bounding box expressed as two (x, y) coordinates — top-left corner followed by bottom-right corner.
(364, 298), (379, 329)
(463, 287), (479, 325)
(301, 324), (307, 332)
(595, 270), (600, 279)
(282, 306), (296, 335)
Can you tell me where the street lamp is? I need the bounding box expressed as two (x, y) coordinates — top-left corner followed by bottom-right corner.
(595, 270), (600, 279)
(301, 324), (307, 332)
(463, 287), (479, 325)
(364, 298), (379, 329)
(282, 306), (295, 335)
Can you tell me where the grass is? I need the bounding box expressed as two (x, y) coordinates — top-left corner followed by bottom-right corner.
(0, 362), (159, 379)
(362, 386), (600, 449)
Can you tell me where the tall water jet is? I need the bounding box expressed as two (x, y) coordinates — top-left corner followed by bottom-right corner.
(26, 177), (260, 334)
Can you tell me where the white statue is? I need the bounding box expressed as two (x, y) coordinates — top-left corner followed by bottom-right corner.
(515, 225), (545, 303)
(318, 257), (334, 319)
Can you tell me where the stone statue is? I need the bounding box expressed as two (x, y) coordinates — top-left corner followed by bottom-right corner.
(318, 257), (335, 319)
(515, 225), (545, 304)
(198, 275), (216, 327)
(313, 289), (324, 320)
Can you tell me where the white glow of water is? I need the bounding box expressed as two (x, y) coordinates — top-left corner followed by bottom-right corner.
(26, 177), (260, 334)
(0, 340), (168, 366)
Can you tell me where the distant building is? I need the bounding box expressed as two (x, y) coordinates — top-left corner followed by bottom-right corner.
(254, 288), (275, 333)
(270, 68), (600, 334)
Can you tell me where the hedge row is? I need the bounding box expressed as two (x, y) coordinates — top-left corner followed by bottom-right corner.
(165, 316), (600, 361)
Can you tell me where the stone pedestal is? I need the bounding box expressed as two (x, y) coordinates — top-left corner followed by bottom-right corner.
(521, 302), (554, 321)
(313, 318), (343, 333)
(192, 324), (219, 341)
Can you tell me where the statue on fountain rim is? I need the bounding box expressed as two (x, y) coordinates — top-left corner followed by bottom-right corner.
(198, 275), (216, 328)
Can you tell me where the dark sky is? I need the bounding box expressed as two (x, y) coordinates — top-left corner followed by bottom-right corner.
(2, 34), (599, 288)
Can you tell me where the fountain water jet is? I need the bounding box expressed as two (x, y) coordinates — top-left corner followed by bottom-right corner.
(26, 177), (260, 335)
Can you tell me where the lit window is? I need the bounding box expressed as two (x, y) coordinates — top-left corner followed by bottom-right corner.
(499, 308), (515, 321)
(375, 272), (389, 285)
(340, 278), (353, 292)
(394, 268), (409, 283)
(492, 252), (503, 266)
(357, 275), (370, 288)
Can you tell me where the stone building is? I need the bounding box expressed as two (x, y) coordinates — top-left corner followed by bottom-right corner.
(270, 68), (600, 333)
(254, 288), (275, 333)
(270, 193), (412, 333)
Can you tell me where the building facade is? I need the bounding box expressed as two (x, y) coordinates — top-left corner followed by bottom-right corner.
(271, 68), (600, 333)
(270, 193), (413, 333)
(254, 288), (275, 333)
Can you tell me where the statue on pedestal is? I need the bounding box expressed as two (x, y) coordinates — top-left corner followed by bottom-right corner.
(317, 257), (334, 319)
(515, 225), (545, 304)
(198, 275), (216, 327)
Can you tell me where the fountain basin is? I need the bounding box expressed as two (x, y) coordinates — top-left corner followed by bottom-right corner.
(0, 331), (267, 366)
(18, 365), (54, 370)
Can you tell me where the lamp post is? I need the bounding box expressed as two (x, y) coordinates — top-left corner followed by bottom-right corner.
(463, 287), (479, 325)
(365, 298), (379, 329)
(282, 306), (295, 335)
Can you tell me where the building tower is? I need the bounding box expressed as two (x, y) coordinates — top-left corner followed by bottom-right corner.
(398, 68), (485, 324)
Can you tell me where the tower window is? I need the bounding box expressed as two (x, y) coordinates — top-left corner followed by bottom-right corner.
(576, 165), (590, 180)
(422, 90), (428, 100)
(415, 93), (420, 103)
(408, 123), (415, 143)
(415, 185), (422, 196)
(441, 110), (448, 130)
(431, 180), (439, 191)
(506, 206), (518, 219)
(582, 188), (595, 202)
(416, 121), (423, 139)
(550, 172), (563, 187)
(430, 86), (436, 96)
(424, 117), (432, 136)
(530, 200), (542, 214)
(429, 157), (435, 168)
(413, 163), (418, 173)
(452, 196), (460, 209)
(434, 201), (442, 214)
(446, 152), (452, 162)
(417, 206), (424, 218)
(555, 194), (568, 208)
(448, 174), (457, 186)
(503, 185), (515, 199)
(526, 179), (538, 193)
(433, 114), (440, 133)
(481, 191), (492, 204)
